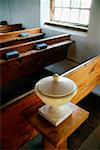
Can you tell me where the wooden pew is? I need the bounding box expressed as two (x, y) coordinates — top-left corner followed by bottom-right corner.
(0, 56), (100, 150)
(62, 55), (100, 104)
(0, 33), (71, 57)
(0, 28), (45, 48)
(0, 34), (73, 85)
(0, 23), (24, 33)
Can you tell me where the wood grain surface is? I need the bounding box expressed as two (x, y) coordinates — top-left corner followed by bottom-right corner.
(0, 24), (23, 33)
(23, 102), (89, 149)
(0, 28), (44, 48)
(0, 34), (73, 85)
(0, 33), (70, 57)
(62, 55), (100, 104)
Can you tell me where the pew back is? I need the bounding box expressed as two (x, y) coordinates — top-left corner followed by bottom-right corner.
(0, 24), (24, 33)
(0, 28), (44, 48)
(62, 55), (100, 104)
(0, 34), (71, 58)
(0, 34), (73, 85)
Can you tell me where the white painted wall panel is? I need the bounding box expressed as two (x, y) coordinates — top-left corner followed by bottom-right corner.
(1, 0), (11, 23)
(0, 0), (2, 21)
(1, 0), (40, 28)
(86, 0), (100, 59)
(40, 0), (50, 27)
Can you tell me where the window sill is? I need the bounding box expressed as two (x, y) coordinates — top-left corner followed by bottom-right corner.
(45, 21), (88, 32)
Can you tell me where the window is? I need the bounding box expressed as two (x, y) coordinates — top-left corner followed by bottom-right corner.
(51, 0), (92, 28)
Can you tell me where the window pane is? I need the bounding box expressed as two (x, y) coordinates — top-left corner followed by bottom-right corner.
(71, 0), (80, 8)
(81, 0), (92, 8)
(55, 0), (62, 7)
(70, 9), (79, 23)
(62, 0), (70, 7)
(54, 8), (62, 21)
(53, 0), (91, 26)
(79, 10), (89, 25)
(62, 8), (70, 22)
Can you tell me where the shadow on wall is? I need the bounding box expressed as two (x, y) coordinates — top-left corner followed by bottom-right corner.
(85, 0), (100, 60)
(67, 42), (87, 63)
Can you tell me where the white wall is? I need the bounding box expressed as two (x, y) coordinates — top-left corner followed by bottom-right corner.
(86, 0), (100, 59)
(0, 0), (2, 21)
(1, 0), (11, 23)
(1, 0), (40, 28)
(40, 0), (50, 27)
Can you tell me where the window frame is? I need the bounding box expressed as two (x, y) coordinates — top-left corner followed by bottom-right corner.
(50, 0), (92, 31)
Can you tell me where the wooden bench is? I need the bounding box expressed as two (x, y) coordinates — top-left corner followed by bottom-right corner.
(0, 56), (100, 150)
(0, 23), (24, 33)
(0, 34), (73, 86)
(0, 28), (45, 48)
